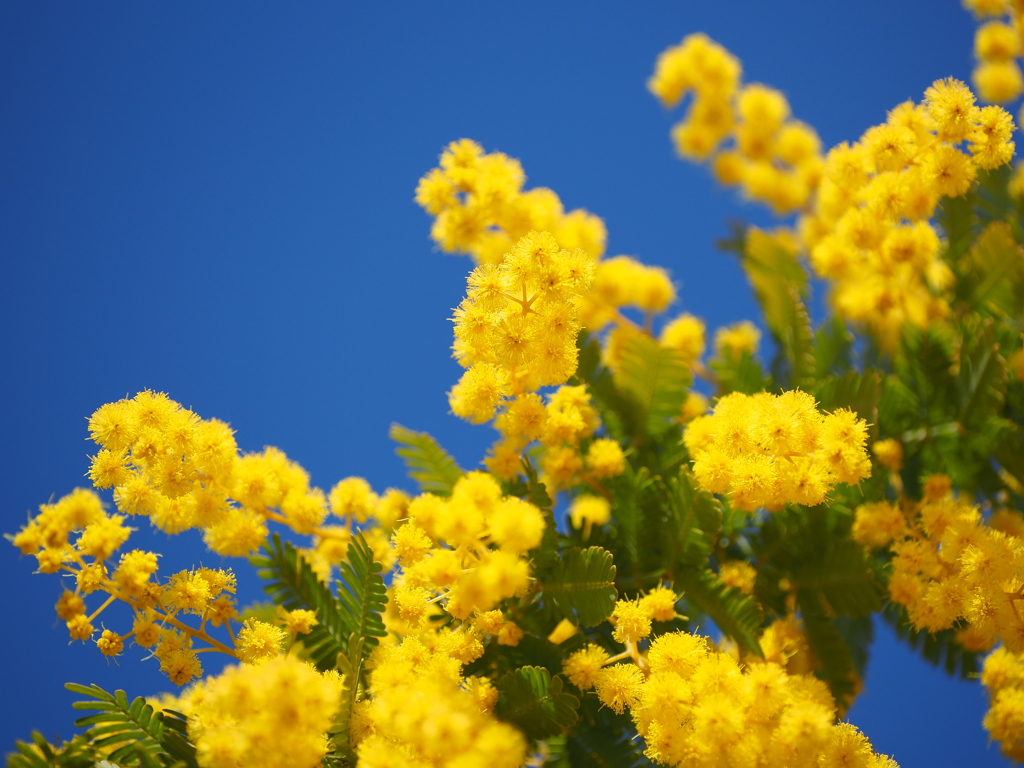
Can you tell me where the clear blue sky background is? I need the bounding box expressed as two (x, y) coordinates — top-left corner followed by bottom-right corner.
(0, 2), (1006, 765)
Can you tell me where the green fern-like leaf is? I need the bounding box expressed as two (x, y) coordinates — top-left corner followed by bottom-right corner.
(740, 228), (814, 390)
(814, 370), (881, 426)
(389, 423), (464, 495)
(545, 547), (618, 627)
(676, 569), (763, 656)
(666, 471), (721, 570)
(252, 533), (349, 670)
(612, 333), (691, 439)
(709, 349), (770, 396)
(154, 709), (198, 768)
(798, 592), (860, 710)
(958, 318), (1007, 432)
(66, 683), (170, 766)
(494, 666), (579, 741)
(567, 693), (652, 767)
(7, 732), (99, 768)
(794, 538), (882, 618)
(252, 531), (386, 672)
(336, 531), (388, 653)
(813, 317), (853, 379)
(958, 221), (1024, 317)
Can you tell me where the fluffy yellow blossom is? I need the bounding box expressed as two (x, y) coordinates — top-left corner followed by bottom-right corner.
(800, 80), (1014, 350)
(188, 654), (341, 768)
(450, 231), (595, 421)
(235, 619), (287, 664)
(686, 390), (870, 510)
(416, 138), (606, 265)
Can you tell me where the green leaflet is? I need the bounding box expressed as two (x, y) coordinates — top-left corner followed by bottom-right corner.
(252, 533), (349, 670)
(665, 471), (721, 570)
(813, 370), (881, 427)
(938, 186), (977, 262)
(566, 696), (652, 768)
(389, 423), (464, 496)
(958, 318), (1007, 432)
(676, 568), (763, 656)
(336, 532), (388, 653)
(709, 348), (770, 395)
(740, 228), (814, 391)
(957, 221), (1024, 317)
(798, 592), (860, 710)
(544, 546), (618, 627)
(7, 732), (99, 768)
(813, 316), (853, 380)
(251, 531), (387, 671)
(64, 683), (197, 768)
(793, 538), (882, 618)
(494, 666), (580, 741)
(611, 332), (692, 439)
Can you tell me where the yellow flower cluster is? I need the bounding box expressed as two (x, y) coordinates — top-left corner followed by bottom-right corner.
(581, 256), (677, 330)
(356, 633), (525, 767)
(964, 0), (1024, 103)
(854, 492), (1024, 653)
(415, 138), (606, 264)
(649, 34), (824, 215)
(684, 390), (871, 511)
(182, 654), (343, 768)
(565, 626), (896, 768)
(82, 390), (322, 555)
(9, 392), (407, 684)
(391, 471), (544, 623)
(449, 230), (596, 423)
(980, 645), (1024, 761)
(801, 79), (1015, 350)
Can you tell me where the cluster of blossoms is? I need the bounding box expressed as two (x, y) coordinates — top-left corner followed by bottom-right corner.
(355, 632), (524, 766)
(964, 0), (1024, 103)
(853, 481), (1024, 652)
(415, 138), (606, 264)
(980, 646), (1024, 760)
(163, 654), (343, 768)
(488, 384), (626, 492)
(10, 488), (324, 686)
(684, 390), (872, 511)
(449, 230), (596, 421)
(800, 78), (1016, 349)
(648, 33), (825, 215)
(8, 392), (410, 685)
(853, 477), (1024, 760)
(563, 598), (897, 768)
(390, 471), (545, 628)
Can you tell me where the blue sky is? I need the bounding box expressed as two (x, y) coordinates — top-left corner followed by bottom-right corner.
(0, 2), (1007, 764)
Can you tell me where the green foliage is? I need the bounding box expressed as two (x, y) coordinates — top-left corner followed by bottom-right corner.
(7, 733), (98, 768)
(813, 316), (854, 380)
(666, 471), (722, 571)
(740, 227), (814, 390)
(335, 532), (389, 655)
(494, 666), (580, 741)
(710, 348), (770, 395)
(252, 531), (386, 672)
(956, 222), (1024, 317)
(64, 683), (197, 768)
(676, 568), (763, 656)
(252, 532), (349, 669)
(544, 547), (618, 627)
(389, 423), (464, 495)
(611, 333), (692, 439)
(566, 697), (652, 768)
